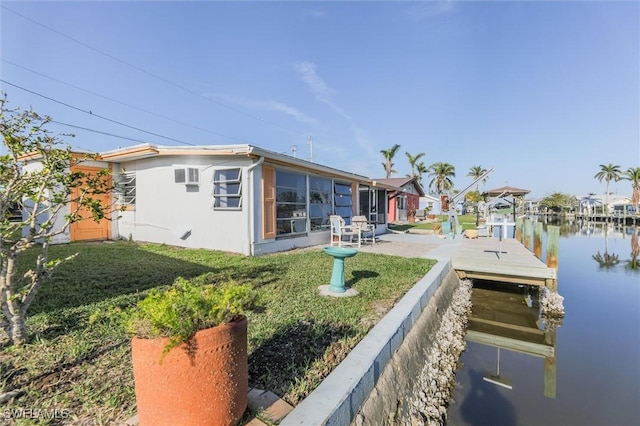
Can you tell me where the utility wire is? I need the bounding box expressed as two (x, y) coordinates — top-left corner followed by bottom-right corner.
(2, 5), (308, 139)
(2, 59), (251, 144)
(51, 120), (155, 145)
(1, 79), (195, 146)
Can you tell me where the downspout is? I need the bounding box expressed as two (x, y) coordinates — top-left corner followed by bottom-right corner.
(247, 156), (265, 256)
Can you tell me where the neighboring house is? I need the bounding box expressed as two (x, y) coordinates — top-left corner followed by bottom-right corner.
(26, 144), (397, 256)
(19, 155), (113, 244)
(373, 177), (426, 222)
(524, 198), (541, 214)
(419, 194), (440, 213)
(579, 194), (632, 215)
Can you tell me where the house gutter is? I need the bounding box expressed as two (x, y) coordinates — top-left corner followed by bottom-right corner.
(246, 155), (265, 256)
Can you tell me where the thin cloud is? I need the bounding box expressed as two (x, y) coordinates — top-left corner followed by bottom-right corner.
(294, 61), (335, 98)
(405, 0), (455, 20)
(293, 61), (377, 160)
(205, 93), (318, 125)
(306, 9), (326, 18)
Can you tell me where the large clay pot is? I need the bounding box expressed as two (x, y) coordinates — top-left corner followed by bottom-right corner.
(131, 316), (248, 426)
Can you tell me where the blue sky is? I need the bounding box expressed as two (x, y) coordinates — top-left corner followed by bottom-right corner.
(1, 1), (638, 199)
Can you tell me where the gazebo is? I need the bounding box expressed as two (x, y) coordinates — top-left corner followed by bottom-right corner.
(481, 185), (531, 224)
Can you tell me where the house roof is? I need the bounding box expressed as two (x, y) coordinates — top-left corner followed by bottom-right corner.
(482, 185), (531, 197)
(580, 194), (632, 205)
(100, 143), (377, 184)
(373, 177), (426, 197)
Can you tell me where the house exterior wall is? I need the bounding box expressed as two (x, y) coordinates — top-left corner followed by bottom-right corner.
(21, 158), (110, 244)
(111, 156), (374, 256)
(113, 156), (255, 255)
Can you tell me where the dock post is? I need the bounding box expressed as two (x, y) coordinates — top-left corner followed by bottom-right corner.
(546, 225), (560, 270)
(524, 219), (532, 252)
(515, 217), (523, 243)
(534, 222), (543, 259)
(544, 329), (557, 399)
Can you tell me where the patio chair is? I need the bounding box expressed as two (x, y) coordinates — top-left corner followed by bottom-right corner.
(329, 215), (361, 247)
(351, 215), (376, 245)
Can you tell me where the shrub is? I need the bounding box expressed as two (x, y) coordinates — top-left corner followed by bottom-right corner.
(124, 277), (255, 355)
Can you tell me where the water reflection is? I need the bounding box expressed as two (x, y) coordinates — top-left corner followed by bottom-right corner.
(459, 369), (517, 426)
(463, 281), (558, 399)
(532, 216), (639, 270)
(626, 228), (639, 270)
(592, 225), (620, 268)
(448, 222), (640, 426)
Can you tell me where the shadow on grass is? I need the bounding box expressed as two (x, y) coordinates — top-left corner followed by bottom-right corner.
(248, 320), (358, 403)
(3, 340), (128, 395)
(23, 242), (286, 316)
(346, 270), (379, 287)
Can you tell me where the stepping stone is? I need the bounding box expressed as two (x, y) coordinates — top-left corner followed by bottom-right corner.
(248, 387), (294, 423)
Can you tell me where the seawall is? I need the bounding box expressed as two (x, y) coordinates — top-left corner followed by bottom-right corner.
(280, 259), (462, 425)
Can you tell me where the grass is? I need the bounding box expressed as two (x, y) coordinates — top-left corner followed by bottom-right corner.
(390, 214), (480, 232)
(1, 241), (435, 424)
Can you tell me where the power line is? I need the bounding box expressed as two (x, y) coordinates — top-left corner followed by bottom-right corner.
(1, 79), (195, 146)
(2, 59), (252, 144)
(51, 120), (155, 145)
(2, 5), (309, 139)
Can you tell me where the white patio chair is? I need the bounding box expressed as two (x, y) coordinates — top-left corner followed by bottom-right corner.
(351, 215), (376, 245)
(329, 215), (361, 247)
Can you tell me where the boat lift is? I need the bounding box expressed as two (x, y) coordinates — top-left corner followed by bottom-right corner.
(441, 168), (495, 233)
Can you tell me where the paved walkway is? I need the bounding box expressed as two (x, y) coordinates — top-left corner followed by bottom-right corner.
(356, 230), (465, 261)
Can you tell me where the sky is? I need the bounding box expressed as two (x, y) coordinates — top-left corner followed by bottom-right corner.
(1, 0), (638, 199)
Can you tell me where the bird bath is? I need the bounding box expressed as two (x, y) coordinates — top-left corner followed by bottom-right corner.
(322, 246), (358, 295)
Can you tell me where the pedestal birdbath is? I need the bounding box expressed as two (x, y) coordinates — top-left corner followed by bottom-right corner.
(321, 246), (358, 297)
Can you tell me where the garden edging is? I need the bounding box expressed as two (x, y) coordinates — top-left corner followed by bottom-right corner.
(280, 259), (455, 425)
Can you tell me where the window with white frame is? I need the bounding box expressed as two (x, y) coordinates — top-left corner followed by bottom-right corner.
(119, 171), (136, 206)
(213, 168), (242, 209)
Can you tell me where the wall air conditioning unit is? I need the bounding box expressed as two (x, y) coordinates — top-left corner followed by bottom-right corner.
(175, 167), (200, 186)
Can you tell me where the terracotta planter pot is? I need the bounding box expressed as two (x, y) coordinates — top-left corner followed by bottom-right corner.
(132, 316), (248, 426)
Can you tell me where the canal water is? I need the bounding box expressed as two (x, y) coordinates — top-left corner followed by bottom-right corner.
(447, 220), (640, 426)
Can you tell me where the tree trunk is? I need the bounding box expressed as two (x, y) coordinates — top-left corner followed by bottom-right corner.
(8, 310), (27, 346)
(1, 251), (28, 346)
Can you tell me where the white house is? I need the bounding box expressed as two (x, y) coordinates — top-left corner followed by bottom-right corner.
(41, 144), (396, 256)
(579, 194), (633, 215)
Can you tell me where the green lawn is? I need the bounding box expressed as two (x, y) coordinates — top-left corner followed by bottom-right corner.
(1, 241), (435, 424)
(391, 214), (480, 232)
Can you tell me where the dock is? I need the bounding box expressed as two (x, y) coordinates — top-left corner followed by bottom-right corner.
(452, 238), (556, 289)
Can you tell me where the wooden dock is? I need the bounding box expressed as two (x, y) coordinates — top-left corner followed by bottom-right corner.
(452, 238), (556, 289)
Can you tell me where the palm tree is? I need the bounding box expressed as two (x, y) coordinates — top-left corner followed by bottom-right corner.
(415, 161), (428, 186)
(380, 144), (401, 178)
(427, 162), (456, 195)
(594, 163), (622, 215)
(405, 151), (425, 178)
(626, 228), (639, 270)
(467, 165), (488, 192)
(623, 167), (640, 212)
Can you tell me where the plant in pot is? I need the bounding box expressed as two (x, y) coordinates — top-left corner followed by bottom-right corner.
(407, 201), (417, 223)
(124, 276), (255, 426)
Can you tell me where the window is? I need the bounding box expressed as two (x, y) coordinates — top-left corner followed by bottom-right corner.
(213, 168), (242, 209)
(397, 196), (406, 210)
(334, 182), (353, 222)
(309, 176), (332, 231)
(175, 167), (200, 185)
(275, 170), (307, 236)
(119, 171), (136, 206)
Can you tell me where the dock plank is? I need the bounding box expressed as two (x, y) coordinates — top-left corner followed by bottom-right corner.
(452, 238), (556, 286)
